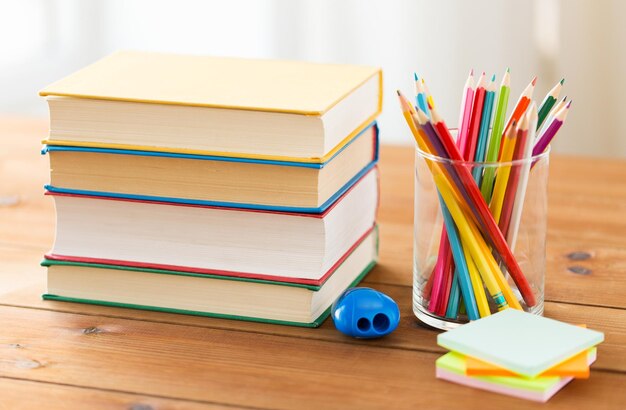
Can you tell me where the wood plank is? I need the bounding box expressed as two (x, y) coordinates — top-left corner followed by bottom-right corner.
(0, 305), (624, 410)
(0, 377), (228, 409)
(3, 281), (624, 374)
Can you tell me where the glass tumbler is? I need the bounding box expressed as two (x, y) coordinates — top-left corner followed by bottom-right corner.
(412, 146), (550, 330)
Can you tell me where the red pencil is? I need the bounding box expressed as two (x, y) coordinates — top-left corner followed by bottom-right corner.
(463, 72), (486, 161)
(428, 235), (450, 313)
(420, 107), (537, 307)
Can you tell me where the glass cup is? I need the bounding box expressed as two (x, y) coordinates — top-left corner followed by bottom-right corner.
(412, 145), (550, 330)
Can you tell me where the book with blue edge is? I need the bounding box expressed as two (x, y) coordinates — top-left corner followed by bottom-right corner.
(40, 51), (382, 326)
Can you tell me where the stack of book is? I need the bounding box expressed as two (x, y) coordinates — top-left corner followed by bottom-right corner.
(436, 309), (604, 402)
(40, 51), (383, 327)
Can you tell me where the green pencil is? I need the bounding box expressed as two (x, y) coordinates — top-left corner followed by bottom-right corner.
(480, 68), (510, 201)
(537, 78), (564, 130)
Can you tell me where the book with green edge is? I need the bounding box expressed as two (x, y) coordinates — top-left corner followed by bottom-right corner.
(42, 227), (379, 327)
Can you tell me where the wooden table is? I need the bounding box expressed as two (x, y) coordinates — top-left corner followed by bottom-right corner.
(1, 118), (625, 409)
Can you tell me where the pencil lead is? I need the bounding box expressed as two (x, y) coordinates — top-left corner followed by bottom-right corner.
(396, 89), (401, 96)
(482, 71), (486, 76)
(566, 100), (572, 108)
(491, 74), (496, 82)
(506, 67), (510, 73)
(414, 72), (418, 81)
(531, 76), (537, 86)
(470, 68), (474, 76)
(560, 78), (565, 85)
(561, 95), (567, 102)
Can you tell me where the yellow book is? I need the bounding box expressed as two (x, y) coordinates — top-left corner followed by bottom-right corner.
(40, 51), (383, 162)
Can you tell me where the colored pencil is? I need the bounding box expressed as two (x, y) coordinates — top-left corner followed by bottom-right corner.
(464, 247), (491, 317)
(439, 194), (480, 320)
(472, 74), (497, 183)
(419, 107), (536, 307)
(465, 210), (523, 310)
(456, 70), (475, 147)
(533, 100), (571, 155)
(538, 95), (566, 139)
(506, 103), (538, 250)
(445, 270), (461, 318)
(489, 122), (518, 224)
(537, 79), (564, 130)
(498, 108), (531, 239)
(428, 231), (452, 313)
(499, 77), (536, 158)
(463, 72), (487, 161)
(414, 73), (431, 117)
(437, 249), (455, 316)
(480, 68), (510, 200)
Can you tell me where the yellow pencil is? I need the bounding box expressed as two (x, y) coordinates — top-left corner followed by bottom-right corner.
(462, 243), (491, 317)
(466, 216), (524, 310)
(434, 173), (508, 311)
(489, 121), (518, 223)
(398, 92), (467, 210)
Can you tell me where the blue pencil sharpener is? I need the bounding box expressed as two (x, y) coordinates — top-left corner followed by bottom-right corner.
(331, 287), (400, 338)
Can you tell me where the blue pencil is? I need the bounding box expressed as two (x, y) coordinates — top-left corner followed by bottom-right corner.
(445, 270), (461, 318)
(438, 193), (480, 320)
(414, 73), (431, 117)
(472, 74), (497, 184)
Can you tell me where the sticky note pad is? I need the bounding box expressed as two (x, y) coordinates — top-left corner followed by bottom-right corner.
(437, 309), (604, 377)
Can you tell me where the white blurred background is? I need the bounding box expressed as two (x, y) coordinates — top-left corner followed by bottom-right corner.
(2, 0), (625, 156)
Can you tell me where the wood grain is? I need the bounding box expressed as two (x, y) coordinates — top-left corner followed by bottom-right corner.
(0, 377), (229, 410)
(1, 305), (625, 410)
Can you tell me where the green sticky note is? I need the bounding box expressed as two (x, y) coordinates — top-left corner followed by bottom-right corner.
(437, 309), (604, 377)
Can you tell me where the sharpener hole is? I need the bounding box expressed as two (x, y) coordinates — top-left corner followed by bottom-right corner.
(373, 313), (390, 332)
(357, 317), (371, 331)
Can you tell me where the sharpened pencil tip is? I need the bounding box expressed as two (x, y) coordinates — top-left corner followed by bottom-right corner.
(491, 74), (496, 82)
(470, 68), (474, 76)
(531, 76), (537, 86)
(482, 71), (486, 76)
(562, 95), (567, 101)
(414, 72), (418, 81)
(566, 100), (572, 108)
(560, 78), (565, 85)
(396, 90), (401, 96)
(506, 67), (510, 73)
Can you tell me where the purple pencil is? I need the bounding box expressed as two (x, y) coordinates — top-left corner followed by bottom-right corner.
(533, 100), (571, 156)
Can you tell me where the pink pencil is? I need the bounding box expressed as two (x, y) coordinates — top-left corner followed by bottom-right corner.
(456, 70), (476, 151)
